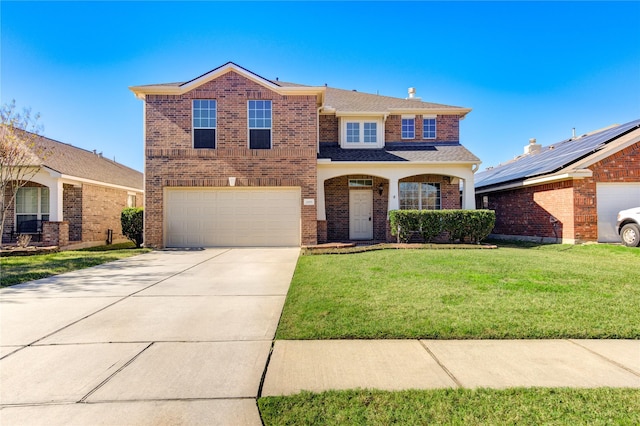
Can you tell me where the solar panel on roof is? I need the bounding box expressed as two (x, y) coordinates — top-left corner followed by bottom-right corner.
(475, 118), (640, 188)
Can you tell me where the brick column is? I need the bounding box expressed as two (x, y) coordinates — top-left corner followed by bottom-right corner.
(42, 221), (69, 247)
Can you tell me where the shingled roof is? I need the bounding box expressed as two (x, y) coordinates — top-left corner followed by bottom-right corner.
(319, 142), (480, 163)
(8, 128), (143, 190)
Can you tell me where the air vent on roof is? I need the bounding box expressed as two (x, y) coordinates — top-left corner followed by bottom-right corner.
(524, 138), (541, 155)
(406, 87), (421, 101)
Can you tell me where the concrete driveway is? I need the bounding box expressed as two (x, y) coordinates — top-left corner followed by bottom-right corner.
(0, 248), (299, 425)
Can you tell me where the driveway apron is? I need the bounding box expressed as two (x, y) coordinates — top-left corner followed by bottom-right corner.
(0, 248), (299, 425)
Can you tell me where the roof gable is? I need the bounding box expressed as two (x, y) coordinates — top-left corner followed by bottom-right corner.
(475, 118), (640, 189)
(130, 62), (325, 101)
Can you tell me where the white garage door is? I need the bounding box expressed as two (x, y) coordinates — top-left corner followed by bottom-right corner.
(596, 183), (640, 242)
(164, 187), (301, 247)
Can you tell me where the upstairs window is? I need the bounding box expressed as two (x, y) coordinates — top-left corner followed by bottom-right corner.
(342, 119), (380, 147)
(401, 118), (415, 139)
(423, 117), (436, 139)
(399, 182), (441, 210)
(248, 100), (272, 149)
(346, 122), (360, 143)
(193, 100), (216, 149)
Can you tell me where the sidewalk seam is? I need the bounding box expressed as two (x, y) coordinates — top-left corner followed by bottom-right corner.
(419, 340), (462, 388)
(78, 342), (155, 403)
(568, 339), (640, 378)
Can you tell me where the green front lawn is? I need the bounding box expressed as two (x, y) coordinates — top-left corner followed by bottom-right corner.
(259, 388), (640, 425)
(277, 243), (640, 339)
(0, 242), (150, 287)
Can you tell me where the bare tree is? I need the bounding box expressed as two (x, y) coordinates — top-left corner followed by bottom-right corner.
(0, 100), (46, 243)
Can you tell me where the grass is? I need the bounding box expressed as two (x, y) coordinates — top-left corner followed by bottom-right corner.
(276, 243), (640, 339)
(0, 242), (150, 287)
(259, 388), (640, 425)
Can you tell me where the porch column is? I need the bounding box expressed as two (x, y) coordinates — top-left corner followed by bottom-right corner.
(461, 176), (476, 210)
(49, 180), (64, 221)
(316, 177), (326, 221)
(387, 177), (399, 215)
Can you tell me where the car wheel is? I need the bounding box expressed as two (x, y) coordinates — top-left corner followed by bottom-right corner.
(620, 223), (640, 247)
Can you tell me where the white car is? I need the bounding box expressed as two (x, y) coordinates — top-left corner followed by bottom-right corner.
(616, 207), (640, 247)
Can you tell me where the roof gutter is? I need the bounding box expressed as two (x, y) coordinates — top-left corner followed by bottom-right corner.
(475, 169), (593, 195)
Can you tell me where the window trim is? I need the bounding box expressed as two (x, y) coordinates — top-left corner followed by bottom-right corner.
(15, 187), (50, 231)
(401, 117), (415, 139)
(192, 99), (217, 149)
(340, 117), (383, 148)
(248, 100), (272, 149)
(399, 182), (441, 210)
(423, 116), (437, 139)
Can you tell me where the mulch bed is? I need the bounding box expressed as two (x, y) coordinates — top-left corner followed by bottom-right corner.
(0, 246), (59, 257)
(301, 242), (497, 255)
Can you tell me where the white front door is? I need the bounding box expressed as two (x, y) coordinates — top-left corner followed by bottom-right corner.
(349, 190), (373, 240)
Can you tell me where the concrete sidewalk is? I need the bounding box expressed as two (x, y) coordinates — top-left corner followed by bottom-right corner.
(1, 248), (299, 426)
(262, 339), (640, 396)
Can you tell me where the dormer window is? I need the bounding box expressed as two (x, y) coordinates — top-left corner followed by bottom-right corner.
(340, 118), (383, 148)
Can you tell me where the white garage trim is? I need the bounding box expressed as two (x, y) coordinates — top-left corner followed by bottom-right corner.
(164, 187), (301, 247)
(596, 183), (640, 243)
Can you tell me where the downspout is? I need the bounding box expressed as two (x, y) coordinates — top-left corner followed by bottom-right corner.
(317, 107), (322, 154)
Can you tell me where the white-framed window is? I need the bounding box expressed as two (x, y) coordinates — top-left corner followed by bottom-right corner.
(340, 118), (382, 148)
(15, 187), (50, 232)
(349, 179), (373, 187)
(401, 118), (415, 139)
(423, 117), (436, 139)
(193, 100), (216, 149)
(399, 182), (441, 210)
(346, 122), (360, 143)
(248, 100), (272, 149)
(127, 193), (136, 208)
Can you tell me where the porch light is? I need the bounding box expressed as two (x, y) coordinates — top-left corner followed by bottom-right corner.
(377, 183), (384, 196)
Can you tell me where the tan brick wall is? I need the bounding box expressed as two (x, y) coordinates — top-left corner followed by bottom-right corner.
(81, 184), (143, 244)
(144, 70), (318, 248)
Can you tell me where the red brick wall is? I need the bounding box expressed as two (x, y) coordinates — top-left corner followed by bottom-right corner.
(323, 174), (459, 242)
(63, 184), (82, 242)
(144, 70), (318, 247)
(319, 115), (338, 142)
(483, 181), (575, 241)
(385, 115), (460, 142)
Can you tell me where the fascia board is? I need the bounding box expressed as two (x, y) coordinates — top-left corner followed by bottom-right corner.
(387, 107), (472, 117)
(58, 174), (144, 193)
(317, 160), (480, 166)
(335, 111), (386, 118)
(476, 170), (592, 195)
(130, 64), (325, 100)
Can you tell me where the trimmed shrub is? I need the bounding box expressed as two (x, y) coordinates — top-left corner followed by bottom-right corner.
(121, 207), (144, 248)
(390, 210), (495, 244)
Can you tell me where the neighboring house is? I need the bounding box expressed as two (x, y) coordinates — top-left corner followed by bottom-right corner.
(1, 129), (144, 248)
(475, 119), (640, 244)
(130, 62), (480, 248)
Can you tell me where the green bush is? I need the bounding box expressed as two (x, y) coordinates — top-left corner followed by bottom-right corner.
(121, 207), (144, 248)
(390, 210), (495, 244)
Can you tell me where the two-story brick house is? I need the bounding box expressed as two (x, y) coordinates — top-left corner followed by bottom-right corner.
(130, 62), (480, 248)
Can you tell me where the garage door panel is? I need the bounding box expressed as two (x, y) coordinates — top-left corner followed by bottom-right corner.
(596, 183), (640, 242)
(164, 188), (301, 247)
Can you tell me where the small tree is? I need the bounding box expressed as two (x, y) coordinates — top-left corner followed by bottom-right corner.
(0, 101), (46, 242)
(121, 207), (144, 247)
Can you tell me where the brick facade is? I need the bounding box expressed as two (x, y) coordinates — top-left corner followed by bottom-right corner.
(384, 114), (460, 142)
(319, 114), (461, 143)
(1, 180), (142, 246)
(480, 141), (640, 243)
(323, 174), (460, 243)
(144, 71), (318, 248)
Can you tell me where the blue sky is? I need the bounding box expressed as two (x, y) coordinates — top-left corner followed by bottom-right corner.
(2, 1), (639, 172)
